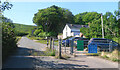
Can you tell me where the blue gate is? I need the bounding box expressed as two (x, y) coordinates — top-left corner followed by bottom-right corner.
(88, 44), (97, 53)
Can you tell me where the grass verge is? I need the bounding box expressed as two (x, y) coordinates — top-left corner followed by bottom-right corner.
(100, 49), (120, 62)
(55, 52), (70, 59)
(36, 40), (47, 44)
(16, 36), (22, 42)
(86, 53), (100, 56)
(27, 36), (47, 44)
(31, 47), (56, 56)
(85, 49), (120, 62)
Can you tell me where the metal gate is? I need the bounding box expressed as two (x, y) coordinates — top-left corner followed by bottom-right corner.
(88, 44), (97, 53)
(77, 40), (84, 51)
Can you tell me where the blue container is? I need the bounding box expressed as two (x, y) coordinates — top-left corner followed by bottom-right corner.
(88, 44), (97, 53)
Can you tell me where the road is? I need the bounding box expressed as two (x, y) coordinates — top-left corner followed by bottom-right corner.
(2, 37), (119, 69)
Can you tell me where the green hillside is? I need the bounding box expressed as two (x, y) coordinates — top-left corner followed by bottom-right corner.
(13, 23), (36, 33)
(13, 23), (36, 36)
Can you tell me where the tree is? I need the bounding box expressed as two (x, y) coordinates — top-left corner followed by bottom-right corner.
(103, 12), (118, 39)
(74, 12), (101, 25)
(0, 1), (13, 11)
(79, 10), (120, 44)
(33, 5), (74, 36)
(74, 12), (87, 25)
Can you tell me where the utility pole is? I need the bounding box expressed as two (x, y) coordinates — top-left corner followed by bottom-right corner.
(101, 13), (104, 38)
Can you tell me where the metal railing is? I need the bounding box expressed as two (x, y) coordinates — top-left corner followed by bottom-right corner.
(47, 37), (119, 57)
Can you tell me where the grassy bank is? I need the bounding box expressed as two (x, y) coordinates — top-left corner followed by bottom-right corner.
(86, 49), (120, 62)
(100, 49), (120, 62)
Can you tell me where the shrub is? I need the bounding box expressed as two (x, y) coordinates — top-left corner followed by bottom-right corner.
(33, 29), (43, 36)
(15, 31), (28, 36)
(48, 31), (57, 37)
(2, 22), (17, 61)
(38, 32), (50, 38)
(103, 55), (109, 59)
(112, 58), (120, 62)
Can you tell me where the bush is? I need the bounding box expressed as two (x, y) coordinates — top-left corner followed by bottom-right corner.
(2, 22), (17, 61)
(38, 32), (49, 38)
(48, 31), (57, 37)
(112, 58), (120, 62)
(15, 31), (28, 36)
(33, 29), (43, 36)
(103, 55), (109, 59)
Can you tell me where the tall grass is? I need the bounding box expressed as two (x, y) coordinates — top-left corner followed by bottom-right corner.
(100, 49), (120, 62)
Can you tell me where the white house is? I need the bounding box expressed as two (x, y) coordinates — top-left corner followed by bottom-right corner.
(63, 24), (88, 39)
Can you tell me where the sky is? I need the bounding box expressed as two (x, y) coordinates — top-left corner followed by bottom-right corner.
(3, 2), (118, 25)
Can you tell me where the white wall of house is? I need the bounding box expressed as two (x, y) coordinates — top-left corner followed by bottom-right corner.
(63, 25), (72, 39)
(63, 25), (81, 39)
(63, 24), (88, 39)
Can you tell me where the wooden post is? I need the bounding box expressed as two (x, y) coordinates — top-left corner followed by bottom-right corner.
(109, 41), (112, 52)
(47, 37), (49, 48)
(65, 40), (66, 53)
(50, 37), (52, 49)
(70, 40), (74, 55)
(52, 38), (54, 52)
(58, 39), (61, 59)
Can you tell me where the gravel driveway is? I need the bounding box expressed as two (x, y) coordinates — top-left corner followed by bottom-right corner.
(2, 37), (119, 69)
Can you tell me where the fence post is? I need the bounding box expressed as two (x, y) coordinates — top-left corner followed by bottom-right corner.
(52, 38), (54, 52)
(70, 40), (74, 55)
(58, 39), (61, 59)
(47, 37), (49, 48)
(50, 37), (52, 49)
(65, 40), (66, 53)
(109, 41), (112, 52)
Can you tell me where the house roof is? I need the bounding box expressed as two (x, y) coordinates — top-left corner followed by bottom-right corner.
(67, 24), (88, 30)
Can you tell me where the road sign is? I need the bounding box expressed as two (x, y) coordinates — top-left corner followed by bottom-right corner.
(77, 40), (84, 51)
(88, 44), (97, 53)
